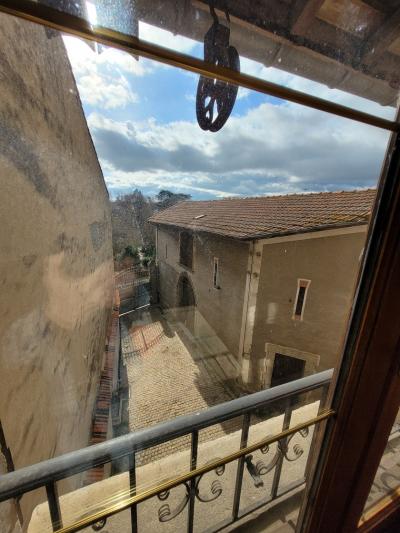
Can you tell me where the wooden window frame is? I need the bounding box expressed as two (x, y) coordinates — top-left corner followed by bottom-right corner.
(2, 3), (400, 530)
(300, 119), (400, 532)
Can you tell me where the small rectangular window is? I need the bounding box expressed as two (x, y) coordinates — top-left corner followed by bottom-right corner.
(293, 279), (310, 320)
(179, 231), (193, 269)
(165, 243), (168, 259)
(213, 257), (219, 288)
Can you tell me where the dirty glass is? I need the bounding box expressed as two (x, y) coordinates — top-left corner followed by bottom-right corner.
(1, 1), (399, 532)
(32, 0), (399, 120)
(360, 408), (400, 525)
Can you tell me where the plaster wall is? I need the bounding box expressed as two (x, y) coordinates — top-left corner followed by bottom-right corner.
(250, 231), (366, 387)
(0, 14), (114, 528)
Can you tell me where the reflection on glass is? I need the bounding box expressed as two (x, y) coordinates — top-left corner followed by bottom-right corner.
(361, 410), (400, 522)
(39, 0), (399, 120)
(1, 1), (399, 532)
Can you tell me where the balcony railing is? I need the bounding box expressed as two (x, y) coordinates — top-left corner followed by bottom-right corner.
(0, 370), (334, 533)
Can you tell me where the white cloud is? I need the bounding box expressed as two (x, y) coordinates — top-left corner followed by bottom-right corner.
(240, 56), (395, 120)
(64, 35), (150, 77)
(64, 36), (142, 109)
(88, 112), (216, 155)
(77, 73), (138, 109)
(86, 92), (390, 198)
(237, 87), (250, 100)
(101, 163), (235, 198)
(64, 32), (393, 198)
(139, 21), (198, 55)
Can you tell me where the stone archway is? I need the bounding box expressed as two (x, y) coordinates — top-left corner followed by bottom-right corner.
(177, 272), (196, 333)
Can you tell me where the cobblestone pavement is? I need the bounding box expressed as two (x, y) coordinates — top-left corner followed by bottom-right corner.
(121, 306), (243, 464)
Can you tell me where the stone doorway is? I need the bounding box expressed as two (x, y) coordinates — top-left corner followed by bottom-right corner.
(177, 272), (196, 334)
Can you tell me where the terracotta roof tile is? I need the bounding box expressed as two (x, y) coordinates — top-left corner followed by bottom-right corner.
(149, 189), (376, 240)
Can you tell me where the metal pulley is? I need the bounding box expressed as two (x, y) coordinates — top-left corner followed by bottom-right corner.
(196, 7), (240, 132)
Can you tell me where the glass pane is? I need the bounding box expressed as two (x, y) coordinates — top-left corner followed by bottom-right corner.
(1, 2), (399, 532)
(360, 408), (400, 524)
(31, 0), (400, 120)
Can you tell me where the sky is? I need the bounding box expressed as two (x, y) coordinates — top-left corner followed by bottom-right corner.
(63, 21), (393, 200)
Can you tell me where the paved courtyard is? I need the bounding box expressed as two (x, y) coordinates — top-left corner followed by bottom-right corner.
(120, 305), (243, 463)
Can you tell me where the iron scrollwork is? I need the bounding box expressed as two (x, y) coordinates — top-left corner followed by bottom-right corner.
(245, 427), (310, 488)
(157, 464), (225, 522)
(92, 518), (107, 531)
(283, 427), (309, 461)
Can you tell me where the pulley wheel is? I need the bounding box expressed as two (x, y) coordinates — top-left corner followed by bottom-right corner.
(196, 46), (240, 132)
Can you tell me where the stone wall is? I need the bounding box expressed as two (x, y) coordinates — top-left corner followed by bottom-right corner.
(157, 226), (249, 358)
(0, 13), (114, 529)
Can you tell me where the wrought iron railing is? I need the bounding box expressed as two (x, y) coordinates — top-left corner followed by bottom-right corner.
(115, 266), (150, 290)
(0, 370), (334, 533)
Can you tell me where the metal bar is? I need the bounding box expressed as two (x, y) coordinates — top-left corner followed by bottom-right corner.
(188, 430), (198, 533)
(128, 452), (137, 533)
(304, 382), (330, 480)
(46, 482), (63, 531)
(232, 412), (250, 520)
(119, 303), (150, 317)
(271, 398), (293, 499)
(0, 0), (397, 132)
(51, 411), (334, 533)
(0, 370), (333, 502)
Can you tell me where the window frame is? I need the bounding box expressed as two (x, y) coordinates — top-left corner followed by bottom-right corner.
(300, 115), (400, 533)
(179, 230), (194, 271)
(293, 278), (311, 321)
(1, 2), (400, 530)
(213, 256), (220, 289)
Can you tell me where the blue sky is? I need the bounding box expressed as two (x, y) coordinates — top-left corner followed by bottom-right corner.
(63, 21), (393, 200)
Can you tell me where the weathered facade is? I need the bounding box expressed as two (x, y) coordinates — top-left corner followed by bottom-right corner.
(248, 228), (366, 388)
(151, 191), (372, 391)
(0, 14), (114, 531)
(156, 226), (249, 358)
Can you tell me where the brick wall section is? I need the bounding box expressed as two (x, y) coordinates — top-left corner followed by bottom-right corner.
(84, 290), (120, 485)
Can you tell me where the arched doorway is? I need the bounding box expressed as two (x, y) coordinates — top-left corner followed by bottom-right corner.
(177, 272), (196, 333)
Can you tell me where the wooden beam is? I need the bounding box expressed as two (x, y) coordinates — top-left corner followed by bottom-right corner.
(291, 0), (325, 36)
(361, 7), (400, 64)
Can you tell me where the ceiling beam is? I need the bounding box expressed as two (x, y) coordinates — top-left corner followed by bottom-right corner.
(361, 7), (400, 64)
(291, 0), (325, 36)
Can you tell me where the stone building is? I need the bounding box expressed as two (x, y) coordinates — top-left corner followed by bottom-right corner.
(0, 14), (114, 531)
(150, 189), (374, 390)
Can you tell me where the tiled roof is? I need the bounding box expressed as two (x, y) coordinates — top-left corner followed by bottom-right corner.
(149, 189), (375, 240)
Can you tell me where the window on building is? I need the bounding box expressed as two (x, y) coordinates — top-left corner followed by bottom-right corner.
(213, 257), (219, 288)
(165, 242), (167, 259)
(179, 231), (193, 269)
(293, 279), (310, 320)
